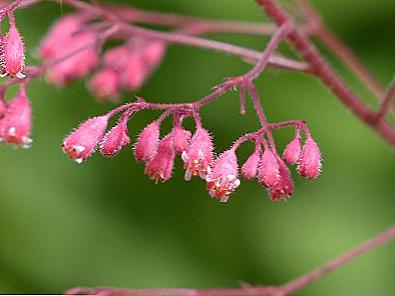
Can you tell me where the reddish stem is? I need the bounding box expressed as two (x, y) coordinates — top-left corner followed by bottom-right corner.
(254, 0), (395, 148)
(276, 224), (395, 296)
(295, 0), (385, 101)
(376, 75), (395, 120)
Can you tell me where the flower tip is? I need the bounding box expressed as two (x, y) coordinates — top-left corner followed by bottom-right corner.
(298, 136), (322, 179)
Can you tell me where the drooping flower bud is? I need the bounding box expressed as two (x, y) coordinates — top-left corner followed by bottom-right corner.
(182, 127), (213, 181)
(62, 115), (109, 163)
(298, 136), (322, 179)
(142, 41), (166, 68)
(46, 30), (99, 86)
(0, 86), (32, 148)
(282, 132), (301, 165)
(102, 46), (128, 74)
(121, 53), (146, 91)
(38, 13), (87, 61)
(267, 159), (294, 201)
(206, 149), (240, 202)
(144, 134), (176, 183)
(39, 15), (99, 87)
(1, 15), (25, 78)
(89, 68), (120, 102)
(242, 147), (261, 179)
(258, 147), (280, 188)
(134, 121), (160, 163)
(171, 126), (191, 154)
(100, 119), (130, 157)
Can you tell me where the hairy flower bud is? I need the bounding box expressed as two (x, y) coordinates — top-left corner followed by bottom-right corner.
(0, 87), (31, 148)
(134, 121), (160, 163)
(282, 133), (301, 165)
(206, 149), (240, 202)
(100, 120), (130, 157)
(182, 127), (213, 181)
(298, 136), (322, 179)
(1, 17), (25, 78)
(144, 135), (176, 183)
(242, 147), (261, 179)
(267, 159), (294, 201)
(171, 126), (191, 154)
(89, 68), (120, 101)
(62, 115), (108, 163)
(258, 147), (280, 188)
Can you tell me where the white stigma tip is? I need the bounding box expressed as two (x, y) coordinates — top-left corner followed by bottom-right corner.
(74, 158), (84, 164)
(16, 72), (26, 79)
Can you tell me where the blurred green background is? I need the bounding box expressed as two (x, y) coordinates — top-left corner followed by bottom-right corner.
(0, 0), (394, 294)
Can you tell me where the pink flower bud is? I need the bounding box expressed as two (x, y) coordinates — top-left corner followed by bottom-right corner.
(282, 133), (301, 165)
(171, 126), (191, 154)
(39, 14), (98, 86)
(62, 115), (109, 163)
(0, 87), (32, 148)
(103, 45), (130, 72)
(206, 150), (240, 202)
(142, 41), (166, 68)
(89, 69), (120, 101)
(298, 136), (322, 179)
(267, 159), (294, 201)
(38, 13), (87, 61)
(134, 121), (160, 163)
(144, 135), (176, 183)
(121, 53), (146, 91)
(182, 127), (213, 181)
(242, 148), (261, 179)
(45, 30), (99, 86)
(258, 147), (280, 188)
(100, 120), (130, 157)
(1, 18), (25, 78)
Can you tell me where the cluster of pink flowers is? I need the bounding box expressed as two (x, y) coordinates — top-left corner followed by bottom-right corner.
(0, 8), (322, 202)
(62, 107), (321, 202)
(38, 13), (166, 101)
(0, 12), (32, 148)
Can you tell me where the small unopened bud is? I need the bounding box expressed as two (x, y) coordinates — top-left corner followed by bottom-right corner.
(134, 121), (160, 163)
(100, 120), (130, 157)
(298, 136), (322, 179)
(142, 41), (166, 68)
(121, 53), (146, 91)
(258, 147), (280, 188)
(206, 149), (240, 202)
(103, 45), (130, 72)
(89, 69), (120, 101)
(38, 13), (87, 61)
(144, 135), (176, 183)
(182, 127), (213, 181)
(0, 87), (31, 148)
(282, 133), (301, 165)
(1, 16), (25, 78)
(62, 115), (108, 163)
(268, 159), (294, 201)
(242, 147), (261, 179)
(171, 126), (191, 154)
